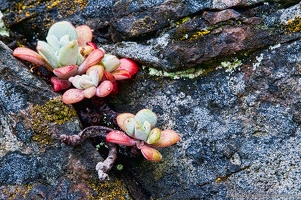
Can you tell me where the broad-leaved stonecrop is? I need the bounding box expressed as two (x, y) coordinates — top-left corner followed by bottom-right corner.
(13, 21), (138, 104)
(13, 21), (180, 180)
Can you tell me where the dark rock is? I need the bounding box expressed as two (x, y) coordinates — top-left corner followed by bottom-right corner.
(108, 35), (301, 198)
(2, 0), (301, 199)
(0, 41), (131, 199)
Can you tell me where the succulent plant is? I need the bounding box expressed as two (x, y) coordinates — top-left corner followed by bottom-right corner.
(13, 21), (139, 104)
(106, 109), (180, 162)
(12, 20), (180, 181)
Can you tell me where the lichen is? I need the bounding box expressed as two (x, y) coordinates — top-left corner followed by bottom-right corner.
(146, 66), (208, 79)
(87, 179), (132, 200)
(285, 16), (301, 32)
(0, 11), (9, 36)
(29, 96), (77, 144)
(179, 29), (211, 41)
(175, 16), (191, 26)
(220, 58), (242, 73)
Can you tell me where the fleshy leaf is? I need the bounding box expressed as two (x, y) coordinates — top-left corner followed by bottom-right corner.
(106, 130), (136, 146)
(146, 128), (161, 144)
(111, 69), (131, 80)
(78, 49), (104, 74)
(37, 41), (61, 68)
(83, 86), (96, 98)
(62, 88), (85, 104)
(69, 75), (84, 89)
(52, 64), (78, 79)
(124, 117), (135, 136)
(46, 34), (60, 52)
(86, 65), (104, 86)
(47, 21), (77, 42)
(150, 130), (180, 148)
(79, 77), (94, 89)
(140, 145), (162, 162)
(117, 58), (139, 76)
(103, 71), (116, 82)
(59, 35), (71, 47)
(76, 25), (93, 46)
(12, 47), (50, 69)
(134, 121), (150, 141)
(116, 113), (135, 132)
(95, 80), (113, 97)
(58, 40), (78, 66)
(135, 109), (157, 128)
(100, 54), (120, 72)
(50, 76), (71, 92)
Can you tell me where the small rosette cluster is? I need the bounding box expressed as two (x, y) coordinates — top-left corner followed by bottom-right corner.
(106, 109), (180, 162)
(13, 21), (138, 104)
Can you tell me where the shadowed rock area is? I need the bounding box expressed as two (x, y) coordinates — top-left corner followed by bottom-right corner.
(1, 0), (301, 199)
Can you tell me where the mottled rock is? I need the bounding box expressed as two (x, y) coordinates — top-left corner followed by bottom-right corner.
(1, 0), (301, 199)
(110, 36), (301, 199)
(0, 41), (131, 199)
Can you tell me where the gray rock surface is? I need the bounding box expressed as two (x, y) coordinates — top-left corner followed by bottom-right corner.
(111, 37), (301, 199)
(1, 0), (301, 199)
(0, 42), (131, 199)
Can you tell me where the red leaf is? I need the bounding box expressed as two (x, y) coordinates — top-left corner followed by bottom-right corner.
(106, 130), (136, 146)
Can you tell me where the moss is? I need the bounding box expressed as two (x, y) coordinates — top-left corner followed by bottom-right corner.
(29, 97), (77, 145)
(87, 178), (132, 200)
(285, 16), (301, 32)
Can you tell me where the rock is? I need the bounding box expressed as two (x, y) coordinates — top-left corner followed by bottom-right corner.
(1, 0), (301, 199)
(0, 41), (131, 199)
(110, 34), (301, 199)
(1, 1), (301, 71)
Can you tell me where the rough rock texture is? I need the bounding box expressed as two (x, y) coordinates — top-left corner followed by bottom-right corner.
(1, 0), (301, 199)
(0, 42), (132, 199)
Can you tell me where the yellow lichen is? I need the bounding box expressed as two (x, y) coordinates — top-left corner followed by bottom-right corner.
(29, 97), (77, 145)
(285, 16), (301, 32)
(179, 29), (211, 40)
(175, 16), (191, 26)
(87, 178), (132, 200)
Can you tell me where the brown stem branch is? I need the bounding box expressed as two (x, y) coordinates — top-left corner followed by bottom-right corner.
(59, 126), (118, 181)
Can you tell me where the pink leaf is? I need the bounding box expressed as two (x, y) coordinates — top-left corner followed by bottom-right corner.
(117, 58), (139, 76)
(140, 145), (162, 162)
(111, 81), (119, 95)
(111, 69), (131, 80)
(76, 25), (93, 47)
(13, 47), (50, 70)
(86, 42), (98, 50)
(116, 113), (135, 132)
(62, 88), (85, 104)
(106, 130), (136, 146)
(150, 130), (180, 148)
(83, 86), (96, 98)
(50, 76), (71, 92)
(95, 80), (113, 97)
(78, 49), (104, 74)
(53, 65), (78, 79)
(102, 71), (116, 82)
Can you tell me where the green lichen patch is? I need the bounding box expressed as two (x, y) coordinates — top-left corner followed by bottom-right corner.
(147, 66), (208, 79)
(29, 97), (77, 144)
(220, 58), (242, 73)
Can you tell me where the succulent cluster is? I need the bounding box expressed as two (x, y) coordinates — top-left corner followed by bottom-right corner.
(106, 109), (180, 162)
(13, 21), (180, 179)
(13, 21), (138, 104)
